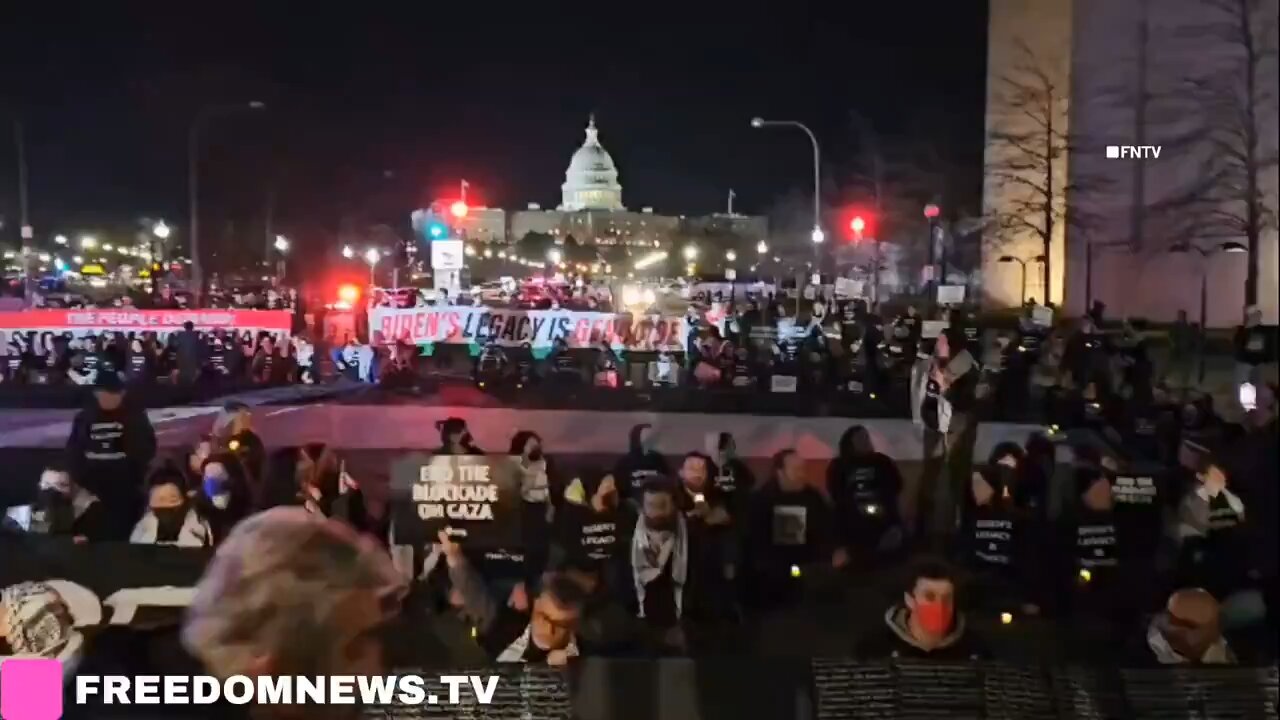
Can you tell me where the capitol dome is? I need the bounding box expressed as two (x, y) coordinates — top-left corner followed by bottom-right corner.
(560, 115), (625, 211)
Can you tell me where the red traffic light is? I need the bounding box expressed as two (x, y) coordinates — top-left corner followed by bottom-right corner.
(923, 203), (941, 219)
(450, 201), (469, 219)
(851, 216), (866, 234)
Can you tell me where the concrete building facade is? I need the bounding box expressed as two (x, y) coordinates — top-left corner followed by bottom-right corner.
(982, 0), (1278, 326)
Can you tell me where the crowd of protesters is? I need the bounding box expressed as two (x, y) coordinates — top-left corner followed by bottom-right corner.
(4, 355), (1276, 678)
(0, 323), (311, 388)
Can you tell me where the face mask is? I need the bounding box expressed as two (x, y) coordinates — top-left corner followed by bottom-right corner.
(202, 476), (226, 500)
(913, 599), (953, 636)
(527, 448), (544, 463)
(34, 490), (75, 534)
(152, 506), (187, 542)
(210, 493), (231, 510)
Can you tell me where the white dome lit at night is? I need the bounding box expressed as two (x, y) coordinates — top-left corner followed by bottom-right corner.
(559, 115), (624, 211)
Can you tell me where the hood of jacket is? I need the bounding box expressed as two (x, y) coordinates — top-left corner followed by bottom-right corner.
(1146, 616), (1235, 665)
(884, 604), (967, 653)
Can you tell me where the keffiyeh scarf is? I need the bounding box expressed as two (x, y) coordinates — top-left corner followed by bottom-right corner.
(631, 514), (688, 620)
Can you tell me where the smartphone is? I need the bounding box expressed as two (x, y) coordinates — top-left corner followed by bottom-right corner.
(1240, 382), (1257, 411)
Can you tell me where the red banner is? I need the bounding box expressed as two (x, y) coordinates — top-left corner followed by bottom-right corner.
(0, 309), (292, 334)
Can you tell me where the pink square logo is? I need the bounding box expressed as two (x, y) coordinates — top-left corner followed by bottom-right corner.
(0, 659), (63, 720)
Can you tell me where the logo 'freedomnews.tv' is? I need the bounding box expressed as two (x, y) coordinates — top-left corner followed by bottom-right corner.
(1106, 145), (1162, 159)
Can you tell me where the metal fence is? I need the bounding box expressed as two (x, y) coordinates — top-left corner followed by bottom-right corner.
(345, 661), (1280, 719)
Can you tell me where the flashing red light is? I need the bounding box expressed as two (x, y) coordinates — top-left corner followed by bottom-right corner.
(923, 203), (941, 219)
(337, 283), (360, 305)
(851, 216), (867, 234)
(450, 201), (469, 219)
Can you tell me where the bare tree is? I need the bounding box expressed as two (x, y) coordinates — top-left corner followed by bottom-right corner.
(986, 41), (1108, 303)
(846, 111), (984, 296)
(1166, 0), (1278, 305)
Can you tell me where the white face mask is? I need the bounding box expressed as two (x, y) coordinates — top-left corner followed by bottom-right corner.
(211, 493), (231, 510)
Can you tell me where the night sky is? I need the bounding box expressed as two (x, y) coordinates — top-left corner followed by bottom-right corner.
(0, 3), (988, 252)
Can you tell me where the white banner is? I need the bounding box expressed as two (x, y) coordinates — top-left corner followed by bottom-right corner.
(369, 305), (691, 351)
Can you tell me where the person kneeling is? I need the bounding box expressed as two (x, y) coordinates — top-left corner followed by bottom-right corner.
(131, 467), (212, 548)
(860, 559), (985, 660)
(440, 529), (584, 665)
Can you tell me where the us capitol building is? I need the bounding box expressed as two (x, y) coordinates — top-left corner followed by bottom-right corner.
(434, 116), (766, 256)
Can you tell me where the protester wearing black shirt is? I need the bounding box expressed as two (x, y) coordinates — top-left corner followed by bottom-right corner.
(745, 449), (841, 610)
(439, 528), (586, 665)
(620, 479), (734, 653)
(963, 465), (1042, 615)
(1057, 453), (1164, 631)
(507, 430), (555, 596)
(175, 321), (203, 384)
(1075, 444), (1166, 565)
(892, 305), (923, 360)
(827, 425), (904, 564)
(859, 559), (984, 660)
(555, 472), (633, 596)
(64, 371), (157, 540)
(251, 336), (278, 384)
(987, 441), (1048, 521)
(711, 432), (755, 513)
(6, 465), (108, 541)
(613, 423), (670, 499)
(125, 338), (153, 382)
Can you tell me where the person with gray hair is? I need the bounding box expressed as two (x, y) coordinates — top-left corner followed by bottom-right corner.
(182, 508), (407, 690)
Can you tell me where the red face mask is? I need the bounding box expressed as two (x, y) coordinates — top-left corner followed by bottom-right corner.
(913, 599), (953, 636)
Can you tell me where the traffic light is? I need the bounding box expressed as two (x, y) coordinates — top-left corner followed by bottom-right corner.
(450, 200), (469, 219)
(842, 208), (876, 241)
(427, 219), (448, 240)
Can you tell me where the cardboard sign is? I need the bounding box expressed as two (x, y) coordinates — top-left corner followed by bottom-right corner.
(921, 320), (950, 339)
(770, 375), (798, 393)
(1031, 305), (1053, 327)
(389, 453), (521, 547)
(936, 285), (966, 305)
(834, 277), (864, 299)
(430, 240), (465, 270)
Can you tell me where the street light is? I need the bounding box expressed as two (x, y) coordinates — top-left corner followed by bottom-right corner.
(152, 221), (171, 240)
(997, 254), (1046, 306)
(757, 240), (768, 255)
(1170, 241), (1248, 382)
(54, 234), (68, 245)
(273, 235), (290, 253)
(726, 250), (737, 263)
(364, 247), (381, 286)
(683, 245), (699, 262)
(751, 116), (822, 263)
(80, 236), (97, 249)
(342, 245), (355, 259)
(189, 100), (266, 304)
(547, 248), (563, 265)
